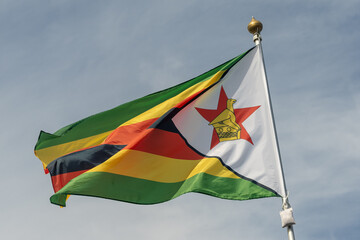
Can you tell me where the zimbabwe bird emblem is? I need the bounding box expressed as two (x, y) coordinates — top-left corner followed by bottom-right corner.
(208, 98), (241, 142)
(196, 86), (260, 149)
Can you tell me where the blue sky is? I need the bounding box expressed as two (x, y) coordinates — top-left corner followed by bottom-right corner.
(1, 1), (359, 239)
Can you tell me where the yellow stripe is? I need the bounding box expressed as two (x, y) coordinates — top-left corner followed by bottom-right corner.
(36, 70), (225, 168)
(121, 70), (225, 127)
(35, 131), (112, 167)
(89, 149), (240, 183)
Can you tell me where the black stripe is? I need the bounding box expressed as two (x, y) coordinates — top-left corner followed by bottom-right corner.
(47, 144), (125, 176)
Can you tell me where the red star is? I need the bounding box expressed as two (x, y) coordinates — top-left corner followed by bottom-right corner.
(195, 86), (260, 149)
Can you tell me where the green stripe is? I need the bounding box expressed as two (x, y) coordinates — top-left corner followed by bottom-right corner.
(36, 50), (251, 151)
(50, 170), (278, 207)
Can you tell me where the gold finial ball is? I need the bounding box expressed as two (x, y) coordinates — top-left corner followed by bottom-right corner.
(247, 17), (263, 35)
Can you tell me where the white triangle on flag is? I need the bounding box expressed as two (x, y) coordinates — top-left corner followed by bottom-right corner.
(173, 46), (286, 197)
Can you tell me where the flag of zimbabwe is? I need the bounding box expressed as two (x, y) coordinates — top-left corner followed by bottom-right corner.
(35, 46), (285, 207)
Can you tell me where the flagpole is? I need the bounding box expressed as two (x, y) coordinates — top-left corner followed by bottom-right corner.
(247, 17), (296, 240)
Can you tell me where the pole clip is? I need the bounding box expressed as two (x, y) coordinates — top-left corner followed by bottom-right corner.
(280, 194), (296, 228)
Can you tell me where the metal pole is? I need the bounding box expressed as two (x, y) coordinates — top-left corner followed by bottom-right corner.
(247, 17), (296, 240)
(288, 225), (296, 240)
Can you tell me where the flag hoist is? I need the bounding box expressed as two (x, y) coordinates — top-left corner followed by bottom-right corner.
(248, 16), (296, 240)
(35, 16), (295, 240)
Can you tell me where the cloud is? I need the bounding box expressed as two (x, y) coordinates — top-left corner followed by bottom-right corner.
(1, 1), (359, 239)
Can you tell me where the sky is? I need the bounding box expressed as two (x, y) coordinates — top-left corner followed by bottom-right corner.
(1, 0), (359, 239)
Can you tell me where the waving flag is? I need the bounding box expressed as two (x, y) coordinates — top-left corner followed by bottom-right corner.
(35, 46), (285, 207)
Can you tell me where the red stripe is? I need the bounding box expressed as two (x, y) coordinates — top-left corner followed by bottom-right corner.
(104, 118), (157, 145)
(128, 128), (203, 160)
(51, 169), (88, 192)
